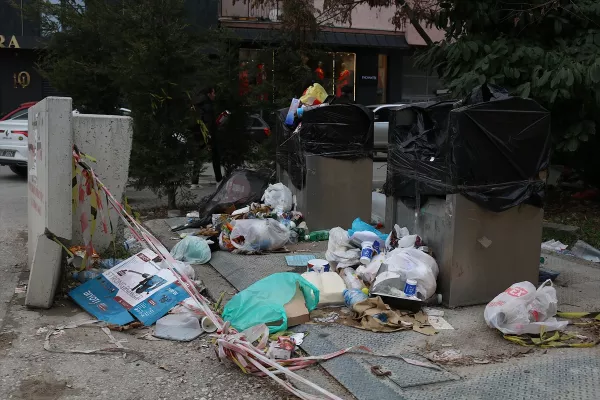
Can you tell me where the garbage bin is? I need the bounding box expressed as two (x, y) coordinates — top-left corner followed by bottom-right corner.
(384, 85), (551, 307)
(276, 104), (374, 231)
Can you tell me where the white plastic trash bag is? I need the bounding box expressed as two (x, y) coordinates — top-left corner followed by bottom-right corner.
(484, 280), (568, 335)
(372, 247), (438, 299)
(325, 227), (360, 269)
(261, 183), (293, 212)
(230, 219), (290, 252)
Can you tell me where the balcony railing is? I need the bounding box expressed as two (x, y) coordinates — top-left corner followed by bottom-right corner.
(220, 0), (282, 21)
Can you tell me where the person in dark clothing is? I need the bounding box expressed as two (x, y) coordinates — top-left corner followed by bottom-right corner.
(191, 86), (222, 185)
(334, 85), (355, 104)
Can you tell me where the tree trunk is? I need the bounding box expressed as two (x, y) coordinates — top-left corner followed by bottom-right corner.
(404, 6), (434, 46)
(167, 186), (177, 210)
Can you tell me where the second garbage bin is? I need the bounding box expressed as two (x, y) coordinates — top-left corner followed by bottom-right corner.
(384, 84), (551, 307)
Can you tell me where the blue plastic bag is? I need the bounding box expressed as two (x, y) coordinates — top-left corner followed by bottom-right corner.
(222, 272), (319, 333)
(347, 218), (388, 241)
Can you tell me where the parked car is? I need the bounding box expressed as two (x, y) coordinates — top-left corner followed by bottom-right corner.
(217, 111), (271, 143)
(0, 102), (35, 177)
(246, 114), (271, 143)
(367, 104), (406, 152)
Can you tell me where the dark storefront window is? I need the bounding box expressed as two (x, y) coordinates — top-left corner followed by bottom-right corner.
(238, 48), (274, 101)
(377, 54), (387, 104)
(240, 48), (357, 101)
(401, 55), (441, 102)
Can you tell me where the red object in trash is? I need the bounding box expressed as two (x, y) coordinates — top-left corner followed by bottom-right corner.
(216, 110), (230, 127)
(572, 189), (599, 200)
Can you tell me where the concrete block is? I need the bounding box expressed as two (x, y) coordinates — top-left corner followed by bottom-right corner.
(72, 114), (133, 251)
(26, 97), (73, 308)
(542, 221), (579, 233)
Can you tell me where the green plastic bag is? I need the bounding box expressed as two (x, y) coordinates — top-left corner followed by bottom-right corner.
(222, 272), (319, 333)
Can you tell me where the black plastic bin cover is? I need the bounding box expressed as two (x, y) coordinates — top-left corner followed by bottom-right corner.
(275, 104), (374, 189)
(385, 84), (551, 212)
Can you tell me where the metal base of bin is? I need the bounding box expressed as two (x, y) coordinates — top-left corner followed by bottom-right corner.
(277, 155), (372, 231)
(386, 194), (542, 307)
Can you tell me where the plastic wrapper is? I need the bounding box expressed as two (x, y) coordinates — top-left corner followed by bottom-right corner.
(194, 169), (273, 226)
(229, 219), (290, 253)
(325, 227), (360, 269)
(484, 280), (568, 335)
(385, 84), (551, 212)
(371, 248), (439, 300)
(261, 183), (293, 212)
(299, 83), (328, 106)
(356, 253), (385, 283)
(275, 104), (373, 190)
(222, 272), (319, 333)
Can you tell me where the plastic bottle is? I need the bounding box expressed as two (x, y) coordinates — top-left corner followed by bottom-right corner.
(123, 237), (137, 251)
(71, 269), (103, 283)
(341, 267), (366, 290)
(343, 288), (368, 307)
(296, 103), (329, 118)
(304, 230), (329, 242)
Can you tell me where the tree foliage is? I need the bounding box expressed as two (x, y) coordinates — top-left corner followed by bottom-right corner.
(417, 0), (600, 153)
(29, 0), (211, 208)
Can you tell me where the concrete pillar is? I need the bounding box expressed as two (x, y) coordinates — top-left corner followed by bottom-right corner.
(26, 97), (73, 308)
(72, 115), (133, 251)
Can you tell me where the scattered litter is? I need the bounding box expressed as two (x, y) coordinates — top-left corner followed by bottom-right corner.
(201, 316), (217, 333)
(370, 365), (391, 377)
(69, 249), (191, 326)
(14, 284), (27, 294)
(539, 267), (560, 282)
(571, 240), (600, 263)
(428, 316), (454, 330)
(229, 219), (290, 253)
(153, 314), (204, 342)
(36, 327), (49, 335)
(290, 332), (305, 346)
(107, 321), (144, 332)
(312, 312), (340, 323)
(138, 331), (162, 341)
(423, 307), (444, 317)
(484, 280), (568, 335)
(285, 254), (316, 267)
(541, 239), (569, 252)
(186, 211), (200, 218)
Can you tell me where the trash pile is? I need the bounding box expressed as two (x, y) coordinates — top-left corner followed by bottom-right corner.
(170, 170), (333, 255)
(483, 280), (600, 348)
(542, 238), (600, 263)
(221, 217), (445, 337)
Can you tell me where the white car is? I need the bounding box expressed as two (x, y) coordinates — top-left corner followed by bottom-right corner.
(0, 106), (30, 177)
(367, 104), (406, 153)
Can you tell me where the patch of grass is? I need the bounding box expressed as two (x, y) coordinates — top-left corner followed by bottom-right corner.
(543, 187), (600, 249)
(99, 241), (131, 260)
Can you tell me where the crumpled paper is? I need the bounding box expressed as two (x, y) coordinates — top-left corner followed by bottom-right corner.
(337, 296), (437, 335)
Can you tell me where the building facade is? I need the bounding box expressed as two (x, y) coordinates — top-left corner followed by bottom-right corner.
(0, 0), (444, 116)
(219, 0), (444, 105)
(0, 1), (46, 116)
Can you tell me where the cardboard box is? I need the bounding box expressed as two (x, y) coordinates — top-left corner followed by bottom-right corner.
(284, 286), (310, 327)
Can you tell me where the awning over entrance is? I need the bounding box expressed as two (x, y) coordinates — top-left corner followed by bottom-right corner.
(231, 27), (409, 49)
